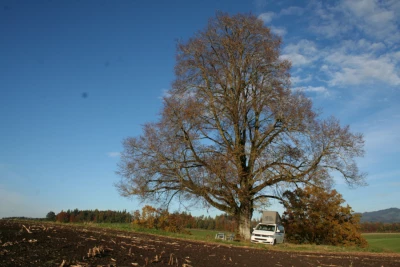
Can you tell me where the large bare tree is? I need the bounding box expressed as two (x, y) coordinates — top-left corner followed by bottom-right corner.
(116, 13), (365, 240)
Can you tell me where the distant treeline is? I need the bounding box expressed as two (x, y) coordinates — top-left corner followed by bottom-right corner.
(9, 209), (400, 233)
(48, 207), (260, 232)
(360, 222), (400, 233)
(1, 217), (47, 221)
(130, 205), (259, 232)
(54, 209), (132, 223)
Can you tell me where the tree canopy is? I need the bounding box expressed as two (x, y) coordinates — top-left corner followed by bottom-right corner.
(116, 12), (365, 240)
(282, 186), (367, 247)
(46, 211), (56, 221)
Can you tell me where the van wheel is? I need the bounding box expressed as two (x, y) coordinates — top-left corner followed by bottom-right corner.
(273, 239), (276, 245)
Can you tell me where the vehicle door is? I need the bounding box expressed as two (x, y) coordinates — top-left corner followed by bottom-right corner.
(277, 225), (284, 243)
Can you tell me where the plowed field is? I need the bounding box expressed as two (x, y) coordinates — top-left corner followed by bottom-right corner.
(1, 220), (399, 267)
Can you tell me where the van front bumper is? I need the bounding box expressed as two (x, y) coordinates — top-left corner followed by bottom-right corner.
(250, 236), (274, 244)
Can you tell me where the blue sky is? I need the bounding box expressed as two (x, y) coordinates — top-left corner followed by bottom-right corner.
(1, 0), (399, 219)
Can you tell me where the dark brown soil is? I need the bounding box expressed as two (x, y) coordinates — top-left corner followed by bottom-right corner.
(1, 220), (399, 267)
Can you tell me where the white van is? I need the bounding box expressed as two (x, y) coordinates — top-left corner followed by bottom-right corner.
(250, 223), (285, 245)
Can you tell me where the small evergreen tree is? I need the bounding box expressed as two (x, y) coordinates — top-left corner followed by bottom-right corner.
(46, 211), (56, 221)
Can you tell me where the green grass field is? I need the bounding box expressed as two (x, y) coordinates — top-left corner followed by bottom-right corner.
(362, 233), (400, 253)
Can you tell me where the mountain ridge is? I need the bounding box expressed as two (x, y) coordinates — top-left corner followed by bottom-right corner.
(359, 207), (400, 223)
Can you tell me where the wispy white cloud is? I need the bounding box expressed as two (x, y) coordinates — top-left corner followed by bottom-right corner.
(293, 86), (330, 97)
(280, 6), (305, 16)
(340, 0), (399, 44)
(340, 39), (386, 53)
(394, 51), (400, 60)
(291, 75), (312, 85)
(308, 1), (350, 38)
(258, 12), (276, 23)
(258, 6), (304, 36)
(159, 89), (171, 100)
(281, 39), (319, 66)
(107, 152), (120, 158)
(308, 0), (400, 44)
(281, 36), (399, 88)
(323, 52), (400, 86)
(253, 0), (268, 9)
(270, 26), (287, 36)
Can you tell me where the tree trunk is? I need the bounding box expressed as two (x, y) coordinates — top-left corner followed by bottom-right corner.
(236, 205), (253, 241)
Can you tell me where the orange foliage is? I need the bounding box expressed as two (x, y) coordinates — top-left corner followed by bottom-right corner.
(282, 186), (367, 247)
(132, 206), (191, 233)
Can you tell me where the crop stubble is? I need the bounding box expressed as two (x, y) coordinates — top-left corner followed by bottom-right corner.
(1, 220), (399, 267)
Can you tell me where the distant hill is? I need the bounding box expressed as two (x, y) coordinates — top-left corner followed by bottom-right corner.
(360, 208), (400, 223)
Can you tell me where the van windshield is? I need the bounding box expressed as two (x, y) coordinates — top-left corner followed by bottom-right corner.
(256, 224), (275, 231)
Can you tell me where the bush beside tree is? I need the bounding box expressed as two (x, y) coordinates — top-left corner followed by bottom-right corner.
(282, 186), (367, 247)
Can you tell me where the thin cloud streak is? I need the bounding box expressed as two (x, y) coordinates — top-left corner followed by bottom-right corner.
(293, 86), (330, 97)
(107, 152), (120, 158)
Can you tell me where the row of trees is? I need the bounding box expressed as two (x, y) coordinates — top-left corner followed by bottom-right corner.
(47, 209), (131, 223)
(361, 222), (400, 233)
(46, 207), (258, 232)
(130, 205), (260, 233)
(132, 206), (192, 233)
